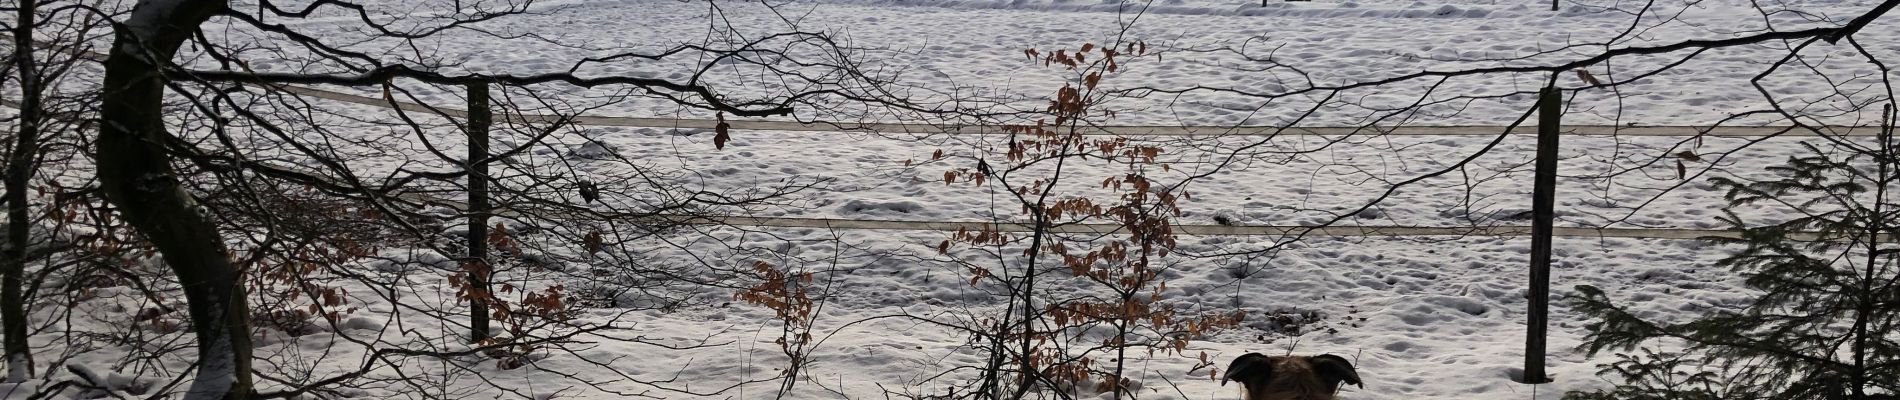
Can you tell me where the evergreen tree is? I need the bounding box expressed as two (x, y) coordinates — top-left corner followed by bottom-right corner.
(1567, 118), (1899, 400)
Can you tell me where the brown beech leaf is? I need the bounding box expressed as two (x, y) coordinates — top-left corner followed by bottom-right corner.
(583, 230), (603, 254)
(1575, 69), (1603, 86)
(714, 112), (731, 150)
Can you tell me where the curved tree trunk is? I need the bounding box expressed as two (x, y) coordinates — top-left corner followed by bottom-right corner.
(98, 0), (253, 398)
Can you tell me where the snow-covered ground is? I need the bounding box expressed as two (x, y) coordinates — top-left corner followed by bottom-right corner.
(211, 0), (1900, 126)
(5, 0), (1896, 398)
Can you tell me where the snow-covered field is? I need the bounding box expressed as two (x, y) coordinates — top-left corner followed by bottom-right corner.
(5, 0), (1896, 398)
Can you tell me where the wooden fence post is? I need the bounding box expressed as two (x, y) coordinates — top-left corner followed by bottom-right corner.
(1522, 83), (1560, 384)
(467, 81), (492, 343)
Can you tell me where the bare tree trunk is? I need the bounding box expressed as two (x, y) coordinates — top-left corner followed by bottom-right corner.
(4, 0), (42, 383)
(98, 0), (254, 398)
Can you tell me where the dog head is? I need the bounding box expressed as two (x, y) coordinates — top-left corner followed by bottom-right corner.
(1221, 353), (1362, 400)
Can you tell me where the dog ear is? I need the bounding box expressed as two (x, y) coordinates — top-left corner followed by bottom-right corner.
(1310, 354), (1363, 389)
(1221, 353), (1273, 387)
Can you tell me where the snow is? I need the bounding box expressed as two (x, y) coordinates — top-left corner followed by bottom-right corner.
(3, 355), (23, 384)
(4, 0), (1895, 398)
(194, 0), (1899, 126)
(182, 331), (236, 400)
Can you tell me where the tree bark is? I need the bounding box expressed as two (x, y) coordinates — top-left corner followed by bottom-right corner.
(98, 0), (254, 398)
(4, 0), (42, 382)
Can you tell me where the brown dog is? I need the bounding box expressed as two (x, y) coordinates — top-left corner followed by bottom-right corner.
(1221, 353), (1363, 400)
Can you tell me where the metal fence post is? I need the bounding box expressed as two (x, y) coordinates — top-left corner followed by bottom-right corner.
(467, 81), (492, 342)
